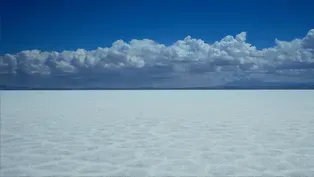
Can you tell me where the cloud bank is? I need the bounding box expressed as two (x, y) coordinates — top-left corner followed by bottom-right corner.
(1, 29), (314, 88)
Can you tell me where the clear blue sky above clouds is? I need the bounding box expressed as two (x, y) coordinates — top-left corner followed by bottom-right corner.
(1, 0), (313, 53)
(0, 0), (314, 88)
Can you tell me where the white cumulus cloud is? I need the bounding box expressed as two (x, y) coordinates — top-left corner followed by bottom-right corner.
(0, 29), (314, 88)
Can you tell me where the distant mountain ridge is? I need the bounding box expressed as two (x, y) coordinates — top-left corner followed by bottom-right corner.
(1, 83), (314, 90)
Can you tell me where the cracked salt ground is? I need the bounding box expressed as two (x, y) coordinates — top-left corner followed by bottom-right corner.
(1, 90), (314, 176)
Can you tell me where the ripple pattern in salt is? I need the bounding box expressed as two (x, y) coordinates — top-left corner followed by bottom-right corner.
(1, 90), (314, 176)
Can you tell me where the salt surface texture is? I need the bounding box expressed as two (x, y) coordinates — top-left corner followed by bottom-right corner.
(1, 90), (314, 176)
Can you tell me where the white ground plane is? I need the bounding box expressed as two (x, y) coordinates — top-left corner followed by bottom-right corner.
(1, 90), (314, 176)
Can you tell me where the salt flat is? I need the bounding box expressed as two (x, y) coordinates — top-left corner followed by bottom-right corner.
(1, 90), (314, 176)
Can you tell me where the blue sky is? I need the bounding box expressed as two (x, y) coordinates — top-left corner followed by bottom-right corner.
(1, 0), (313, 54)
(0, 0), (314, 88)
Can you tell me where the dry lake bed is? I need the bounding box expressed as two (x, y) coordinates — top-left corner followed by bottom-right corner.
(1, 90), (314, 176)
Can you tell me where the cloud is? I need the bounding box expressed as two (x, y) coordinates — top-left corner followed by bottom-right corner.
(1, 29), (314, 88)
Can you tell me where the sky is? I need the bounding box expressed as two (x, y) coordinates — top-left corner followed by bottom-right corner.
(0, 0), (314, 88)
